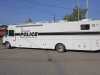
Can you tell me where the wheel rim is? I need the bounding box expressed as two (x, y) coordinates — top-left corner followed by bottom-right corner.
(6, 43), (10, 48)
(58, 46), (63, 51)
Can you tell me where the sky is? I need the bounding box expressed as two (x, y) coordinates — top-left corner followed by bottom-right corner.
(0, 0), (100, 25)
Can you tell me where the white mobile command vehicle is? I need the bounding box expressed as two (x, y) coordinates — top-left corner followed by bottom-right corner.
(2, 19), (100, 52)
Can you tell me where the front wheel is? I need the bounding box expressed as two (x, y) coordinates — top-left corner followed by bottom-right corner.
(5, 42), (11, 49)
(56, 44), (65, 53)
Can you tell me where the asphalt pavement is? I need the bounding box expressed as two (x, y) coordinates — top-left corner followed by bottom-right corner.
(0, 45), (100, 75)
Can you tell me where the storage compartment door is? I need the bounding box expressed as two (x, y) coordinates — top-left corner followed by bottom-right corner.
(74, 43), (81, 50)
(83, 43), (90, 50)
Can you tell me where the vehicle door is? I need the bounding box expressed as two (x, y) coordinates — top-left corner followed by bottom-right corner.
(8, 30), (16, 47)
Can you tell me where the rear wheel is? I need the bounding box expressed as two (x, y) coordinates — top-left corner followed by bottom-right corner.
(56, 44), (65, 53)
(5, 42), (11, 49)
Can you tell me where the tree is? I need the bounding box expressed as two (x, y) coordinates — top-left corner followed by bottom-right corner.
(63, 6), (87, 21)
(25, 18), (32, 23)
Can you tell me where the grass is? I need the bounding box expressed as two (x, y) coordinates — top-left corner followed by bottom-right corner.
(0, 42), (2, 45)
(0, 38), (2, 45)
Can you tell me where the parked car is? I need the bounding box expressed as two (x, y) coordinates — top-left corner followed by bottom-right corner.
(0, 30), (4, 38)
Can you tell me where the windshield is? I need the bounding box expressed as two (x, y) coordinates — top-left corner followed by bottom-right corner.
(4, 30), (8, 36)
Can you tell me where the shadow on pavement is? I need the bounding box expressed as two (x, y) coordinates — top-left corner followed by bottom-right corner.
(1, 46), (100, 53)
(67, 49), (100, 53)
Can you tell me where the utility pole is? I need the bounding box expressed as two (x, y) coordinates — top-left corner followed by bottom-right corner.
(66, 13), (68, 20)
(78, 0), (79, 21)
(54, 14), (55, 22)
(86, 0), (88, 19)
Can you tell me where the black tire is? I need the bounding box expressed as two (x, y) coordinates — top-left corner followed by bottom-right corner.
(56, 44), (65, 53)
(5, 42), (11, 49)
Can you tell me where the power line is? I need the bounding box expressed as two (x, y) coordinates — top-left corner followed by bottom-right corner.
(52, 0), (85, 5)
(0, 5), (61, 19)
(23, 0), (73, 10)
(0, 0), (85, 9)
(0, 5), (40, 7)
(0, 4), (73, 10)
(51, 1), (79, 5)
(0, 4), (72, 10)
(80, 1), (86, 8)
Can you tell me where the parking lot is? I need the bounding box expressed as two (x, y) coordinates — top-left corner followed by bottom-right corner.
(0, 45), (100, 75)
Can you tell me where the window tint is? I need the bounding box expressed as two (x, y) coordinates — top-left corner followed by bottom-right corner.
(9, 30), (14, 36)
(81, 24), (90, 30)
(5, 30), (8, 36)
(7, 30), (8, 35)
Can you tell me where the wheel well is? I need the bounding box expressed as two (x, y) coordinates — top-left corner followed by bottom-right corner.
(55, 43), (66, 50)
(5, 41), (11, 46)
(5, 41), (9, 44)
(5, 41), (11, 49)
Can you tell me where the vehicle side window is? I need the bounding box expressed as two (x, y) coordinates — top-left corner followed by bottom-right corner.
(81, 24), (90, 30)
(5, 30), (8, 36)
(9, 30), (14, 36)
